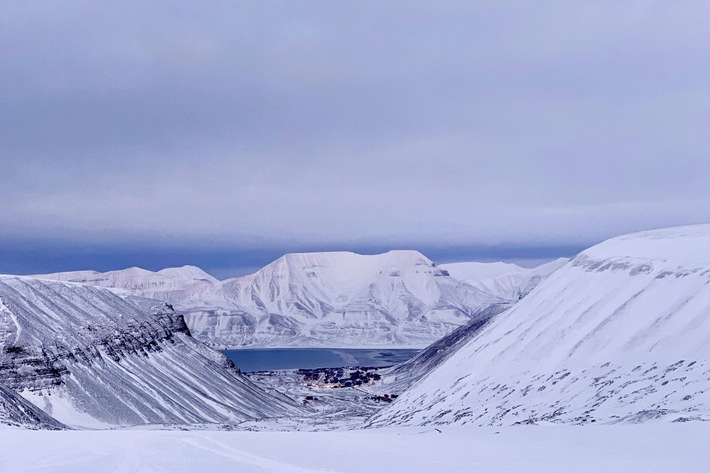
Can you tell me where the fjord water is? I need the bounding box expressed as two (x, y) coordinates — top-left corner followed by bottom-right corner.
(222, 348), (420, 372)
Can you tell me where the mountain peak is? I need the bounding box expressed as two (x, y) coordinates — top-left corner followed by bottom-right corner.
(582, 223), (710, 268)
(157, 265), (218, 283)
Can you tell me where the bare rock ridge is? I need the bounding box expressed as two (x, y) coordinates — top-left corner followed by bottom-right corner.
(370, 224), (710, 427)
(0, 275), (301, 428)
(37, 251), (558, 349)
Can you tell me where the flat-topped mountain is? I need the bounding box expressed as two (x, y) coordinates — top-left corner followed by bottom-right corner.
(194, 250), (504, 348)
(37, 265), (218, 299)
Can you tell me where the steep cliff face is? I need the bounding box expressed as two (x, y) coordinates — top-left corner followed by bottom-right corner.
(371, 224), (710, 427)
(0, 275), (301, 428)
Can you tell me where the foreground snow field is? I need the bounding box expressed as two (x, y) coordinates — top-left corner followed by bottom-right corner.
(1, 423), (709, 472)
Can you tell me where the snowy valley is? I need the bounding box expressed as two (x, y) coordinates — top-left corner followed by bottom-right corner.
(3, 224), (710, 472)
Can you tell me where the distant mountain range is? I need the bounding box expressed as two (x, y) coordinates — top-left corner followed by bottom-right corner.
(36, 251), (565, 348)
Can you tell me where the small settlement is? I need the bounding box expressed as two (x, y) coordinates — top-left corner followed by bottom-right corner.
(297, 366), (398, 403)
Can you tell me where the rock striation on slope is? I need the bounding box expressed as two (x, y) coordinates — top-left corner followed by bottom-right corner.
(370, 224), (710, 427)
(0, 275), (301, 428)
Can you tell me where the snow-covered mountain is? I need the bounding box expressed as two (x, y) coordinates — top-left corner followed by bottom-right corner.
(442, 258), (569, 301)
(187, 251), (510, 348)
(39, 252), (518, 348)
(370, 224), (710, 427)
(439, 261), (526, 282)
(0, 275), (301, 428)
(37, 265), (218, 301)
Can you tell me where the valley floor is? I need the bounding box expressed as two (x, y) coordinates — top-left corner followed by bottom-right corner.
(2, 423), (708, 472)
(239, 368), (394, 431)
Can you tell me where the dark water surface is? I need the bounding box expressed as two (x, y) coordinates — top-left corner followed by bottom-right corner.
(222, 348), (420, 372)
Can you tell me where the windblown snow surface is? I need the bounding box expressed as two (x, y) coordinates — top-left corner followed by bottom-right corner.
(40, 252), (513, 348)
(0, 275), (300, 428)
(370, 224), (710, 427)
(1, 424), (708, 472)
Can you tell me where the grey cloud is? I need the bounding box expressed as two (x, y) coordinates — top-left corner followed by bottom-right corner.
(1, 1), (709, 252)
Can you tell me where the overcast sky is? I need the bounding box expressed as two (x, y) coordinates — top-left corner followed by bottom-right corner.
(2, 1), (709, 277)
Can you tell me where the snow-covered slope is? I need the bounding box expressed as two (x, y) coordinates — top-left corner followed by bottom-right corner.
(440, 261), (526, 282)
(0, 275), (300, 428)
(376, 260), (567, 394)
(0, 381), (65, 429)
(375, 303), (511, 395)
(37, 265), (218, 301)
(443, 258), (568, 301)
(371, 224), (710, 426)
